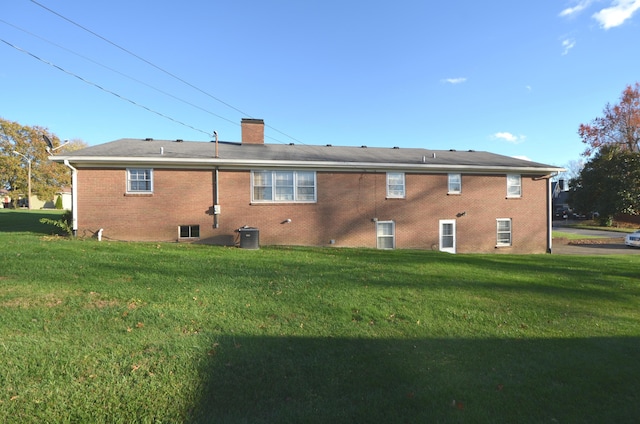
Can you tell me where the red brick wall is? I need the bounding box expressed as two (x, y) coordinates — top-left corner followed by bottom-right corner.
(240, 119), (264, 144)
(76, 168), (550, 253)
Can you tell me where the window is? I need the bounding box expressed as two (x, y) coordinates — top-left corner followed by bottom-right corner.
(376, 221), (395, 249)
(127, 168), (153, 193)
(439, 219), (456, 254)
(448, 173), (461, 194)
(386, 172), (405, 198)
(179, 225), (200, 239)
(507, 174), (521, 198)
(496, 219), (512, 246)
(252, 170), (316, 202)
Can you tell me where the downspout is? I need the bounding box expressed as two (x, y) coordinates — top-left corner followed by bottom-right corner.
(546, 173), (559, 254)
(63, 160), (78, 236)
(213, 131), (220, 228)
(213, 168), (220, 228)
(547, 177), (552, 253)
(534, 172), (558, 254)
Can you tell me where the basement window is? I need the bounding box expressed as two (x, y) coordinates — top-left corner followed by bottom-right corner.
(179, 225), (200, 239)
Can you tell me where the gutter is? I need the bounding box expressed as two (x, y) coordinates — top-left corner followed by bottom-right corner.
(63, 160), (78, 236)
(51, 156), (564, 175)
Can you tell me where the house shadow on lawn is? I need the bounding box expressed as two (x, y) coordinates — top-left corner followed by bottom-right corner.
(188, 335), (640, 423)
(0, 210), (67, 235)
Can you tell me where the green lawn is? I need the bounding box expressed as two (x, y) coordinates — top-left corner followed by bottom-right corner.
(552, 230), (606, 240)
(1, 210), (640, 423)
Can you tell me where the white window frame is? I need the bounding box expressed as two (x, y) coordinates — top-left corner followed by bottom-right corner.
(376, 221), (395, 249)
(448, 173), (461, 194)
(506, 174), (521, 198)
(127, 168), (153, 193)
(386, 172), (405, 198)
(178, 225), (200, 239)
(439, 219), (456, 254)
(496, 218), (512, 247)
(251, 170), (316, 203)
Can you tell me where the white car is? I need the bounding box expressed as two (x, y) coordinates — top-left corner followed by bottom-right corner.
(625, 230), (640, 248)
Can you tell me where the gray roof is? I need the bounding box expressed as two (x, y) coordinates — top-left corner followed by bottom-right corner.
(52, 138), (563, 174)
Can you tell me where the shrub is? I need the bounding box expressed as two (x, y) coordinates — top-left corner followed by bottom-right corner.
(39, 210), (73, 236)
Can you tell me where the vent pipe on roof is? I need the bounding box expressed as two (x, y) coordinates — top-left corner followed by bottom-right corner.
(214, 131), (219, 158)
(422, 156), (426, 163)
(160, 147), (164, 155)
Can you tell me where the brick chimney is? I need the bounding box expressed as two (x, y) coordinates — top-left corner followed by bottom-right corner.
(241, 118), (264, 144)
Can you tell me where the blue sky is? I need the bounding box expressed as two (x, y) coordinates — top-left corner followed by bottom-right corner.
(2, 1), (640, 168)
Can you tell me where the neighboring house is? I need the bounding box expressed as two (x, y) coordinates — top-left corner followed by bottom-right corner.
(51, 119), (563, 253)
(1, 189), (9, 208)
(42, 188), (72, 210)
(552, 181), (571, 218)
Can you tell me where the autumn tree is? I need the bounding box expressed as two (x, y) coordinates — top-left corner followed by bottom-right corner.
(570, 84), (640, 224)
(579, 82), (640, 157)
(569, 146), (640, 225)
(0, 118), (86, 207)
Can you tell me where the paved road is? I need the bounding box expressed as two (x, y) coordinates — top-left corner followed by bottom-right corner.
(552, 222), (640, 255)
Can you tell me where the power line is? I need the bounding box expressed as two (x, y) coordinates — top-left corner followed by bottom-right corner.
(0, 18), (238, 128)
(0, 38), (212, 137)
(29, 0), (306, 145)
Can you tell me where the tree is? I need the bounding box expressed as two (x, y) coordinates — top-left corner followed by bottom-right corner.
(569, 146), (640, 225)
(0, 118), (86, 207)
(553, 159), (583, 189)
(579, 83), (640, 157)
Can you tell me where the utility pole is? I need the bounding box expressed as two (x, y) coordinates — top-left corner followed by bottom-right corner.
(13, 150), (31, 210)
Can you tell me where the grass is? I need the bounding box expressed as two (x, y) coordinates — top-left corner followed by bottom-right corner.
(568, 220), (638, 233)
(1, 210), (640, 423)
(552, 230), (606, 240)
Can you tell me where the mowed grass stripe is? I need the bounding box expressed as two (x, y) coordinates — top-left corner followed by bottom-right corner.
(1, 210), (639, 423)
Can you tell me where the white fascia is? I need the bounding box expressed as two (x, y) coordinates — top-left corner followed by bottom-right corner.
(51, 156), (563, 175)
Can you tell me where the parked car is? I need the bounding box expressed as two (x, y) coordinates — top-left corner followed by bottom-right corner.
(625, 230), (640, 248)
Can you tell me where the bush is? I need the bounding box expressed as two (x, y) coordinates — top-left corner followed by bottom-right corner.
(54, 195), (63, 209)
(39, 210), (73, 236)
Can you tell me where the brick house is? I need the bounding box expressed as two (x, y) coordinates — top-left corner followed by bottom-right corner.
(52, 119), (563, 253)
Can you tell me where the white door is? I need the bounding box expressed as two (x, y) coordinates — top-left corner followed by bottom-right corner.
(439, 219), (456, 254)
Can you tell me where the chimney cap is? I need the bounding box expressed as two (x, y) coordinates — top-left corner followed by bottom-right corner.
(241, 118), (264, 124)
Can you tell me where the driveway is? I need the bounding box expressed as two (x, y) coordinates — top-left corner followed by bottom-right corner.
(552, 222), (640, 255)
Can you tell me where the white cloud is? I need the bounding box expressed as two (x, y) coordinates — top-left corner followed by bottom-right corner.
(593, 0), (640, 29)
(559, 0), (594, 17)
(442, 77), (467, 84)
(493, 132), (526, 144)
(561, 38), (576, 55)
